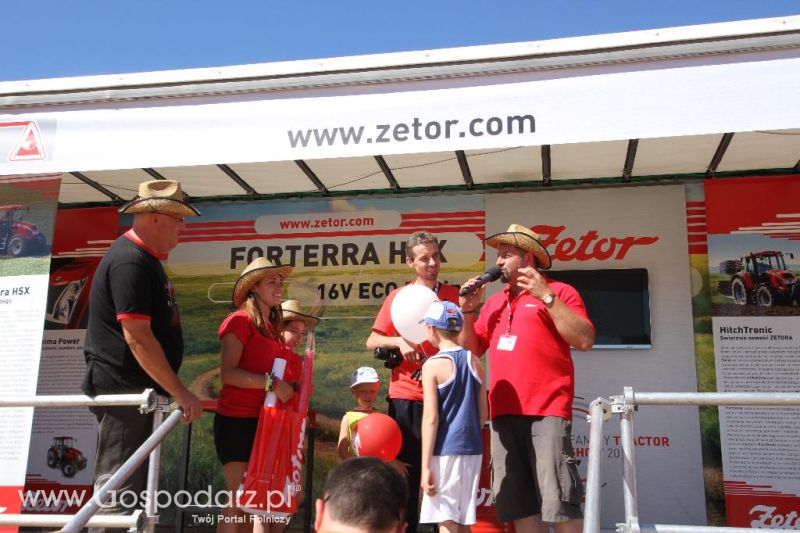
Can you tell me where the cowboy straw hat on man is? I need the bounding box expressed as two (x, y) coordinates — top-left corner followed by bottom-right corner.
(484, 223), (552, 270)
(232, 257), (294, 308)
(119, 179), (201, 217)
(280, 300), (321, 327)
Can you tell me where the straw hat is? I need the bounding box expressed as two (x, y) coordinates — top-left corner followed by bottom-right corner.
(280, 299), (321, 327)
(119, 180), (200, 217)
(232, 257), (293, 308)
(484, 223), (552, 270)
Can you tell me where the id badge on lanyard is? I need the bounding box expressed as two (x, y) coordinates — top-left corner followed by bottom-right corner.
(496, 299), (517, 351)
(497, 334), (517, 351)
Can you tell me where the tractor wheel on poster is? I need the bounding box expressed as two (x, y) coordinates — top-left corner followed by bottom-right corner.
(7, 235), (28, 257)
(731, 278), (749, 306)
(62, 462), (76, 478)
(47, 449), (58, 467)
(756, 285), (775, 307)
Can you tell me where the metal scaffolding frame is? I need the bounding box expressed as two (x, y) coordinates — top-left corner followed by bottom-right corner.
(583, 388), (800, 533)
(0, 389), (178, 533)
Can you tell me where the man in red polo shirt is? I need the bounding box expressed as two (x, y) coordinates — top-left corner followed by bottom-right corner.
(460, 223), (595, 533)
(367, 231), (459, 533)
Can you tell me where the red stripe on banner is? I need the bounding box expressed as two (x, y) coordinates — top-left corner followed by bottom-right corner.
(401, 211), (485, 220)
(688, 245), (708, 254)
(705, 175), (800, 234)
(400, 218), (484, 227)
(179, 227), (486, 243)
(179, 227), (257, 237)
(9, 181), (61, 192)
(184, 220), (255, 228)
(686, 208), (706, 215)
(686, 201), (706, 207)
(687, 235), (707, 243)
(687, 224), (708, 233)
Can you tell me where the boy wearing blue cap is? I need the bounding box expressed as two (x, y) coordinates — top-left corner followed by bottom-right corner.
(419, 301), (488, 532)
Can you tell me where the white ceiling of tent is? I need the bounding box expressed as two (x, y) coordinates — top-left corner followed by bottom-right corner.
(58, 128), (800, 205)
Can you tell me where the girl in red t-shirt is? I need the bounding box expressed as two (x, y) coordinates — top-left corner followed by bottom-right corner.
(213, 257), (296, 533)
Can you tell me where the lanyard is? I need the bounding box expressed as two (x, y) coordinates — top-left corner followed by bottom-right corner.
(505, 292), (524, 335)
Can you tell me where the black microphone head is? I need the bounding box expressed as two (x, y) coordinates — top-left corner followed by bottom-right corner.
(486, 265), (502, 281)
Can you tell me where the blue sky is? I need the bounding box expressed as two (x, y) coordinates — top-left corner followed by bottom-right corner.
(1, 1), (799, 82)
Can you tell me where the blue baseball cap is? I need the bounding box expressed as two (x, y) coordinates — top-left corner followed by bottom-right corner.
(420, 300), (464, 331)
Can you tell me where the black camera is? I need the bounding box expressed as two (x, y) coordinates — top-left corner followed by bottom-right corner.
(373, 347), (403, 369)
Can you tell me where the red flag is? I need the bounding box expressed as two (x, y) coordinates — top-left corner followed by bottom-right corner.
(239, 332), (315, 519)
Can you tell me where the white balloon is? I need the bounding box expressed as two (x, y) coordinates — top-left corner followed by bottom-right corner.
(390, 284), (439, 344)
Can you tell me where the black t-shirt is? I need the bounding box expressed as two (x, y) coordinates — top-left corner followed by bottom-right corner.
(82, 232), (183, 395)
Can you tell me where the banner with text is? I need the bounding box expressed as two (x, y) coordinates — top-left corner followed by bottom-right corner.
(705, 175), (800, 528)
(0, 176), (60, 532)
(23, 207), (120, 514)
(2, 53), (800, 175)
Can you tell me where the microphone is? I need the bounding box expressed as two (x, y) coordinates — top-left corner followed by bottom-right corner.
(459, 266), (502, 297)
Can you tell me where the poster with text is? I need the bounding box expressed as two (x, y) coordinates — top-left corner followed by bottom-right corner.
(706, 175), (800, 527)
(159, 194), (485, 521)
(486, 185), (705, 528)
(23, 207), (119, 514)
(0, 175), (60, 533)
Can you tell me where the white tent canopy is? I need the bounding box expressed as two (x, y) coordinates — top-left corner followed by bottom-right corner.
(1, 15), (798, 204)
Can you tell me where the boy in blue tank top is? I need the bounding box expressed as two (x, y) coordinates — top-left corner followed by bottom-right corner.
(419, 300), (488, 532)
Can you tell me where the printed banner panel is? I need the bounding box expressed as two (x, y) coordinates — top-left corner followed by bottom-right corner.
(149, 193), (486, 524)
(2, 54), (800, 174)
(171, 195), (485, 308)
(705, 175), (800, 528)
(0, 176), (60, 533)
(23, 207), (120, 514)
(486, 185), (706, 528)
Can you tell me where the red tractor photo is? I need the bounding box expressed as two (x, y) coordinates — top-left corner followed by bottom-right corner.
(46, 436), (88, 478)
(0, 204), (48, 257)
(718, 251), (799, 307)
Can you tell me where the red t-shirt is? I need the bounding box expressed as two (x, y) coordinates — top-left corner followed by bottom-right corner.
(473, 279), (593, 420)
(372, 283), (460, 401)
(216, 310), (302, 418)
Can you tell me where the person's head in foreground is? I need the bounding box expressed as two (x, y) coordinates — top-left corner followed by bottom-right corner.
(315, 456), (408, 533)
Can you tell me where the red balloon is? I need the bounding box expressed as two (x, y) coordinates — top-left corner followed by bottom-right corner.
(353, 413), (402, 462)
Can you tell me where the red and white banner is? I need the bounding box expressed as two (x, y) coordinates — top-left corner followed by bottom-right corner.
(706, 175), (800, 528)
(2, 53), (800, 175)
(0, 176), (60, 533)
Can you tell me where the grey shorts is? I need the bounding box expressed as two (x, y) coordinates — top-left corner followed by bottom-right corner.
(490, 415), (583, 523)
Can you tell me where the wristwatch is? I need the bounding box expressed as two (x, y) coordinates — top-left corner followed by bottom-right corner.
(541, 292), (556, 308)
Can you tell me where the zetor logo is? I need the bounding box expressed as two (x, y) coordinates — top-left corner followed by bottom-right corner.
(532, 224), (659, 261)
(1, 120), (46, 161)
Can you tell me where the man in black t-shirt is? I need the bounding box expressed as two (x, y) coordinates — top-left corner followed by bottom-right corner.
(82, 180), (203, 527)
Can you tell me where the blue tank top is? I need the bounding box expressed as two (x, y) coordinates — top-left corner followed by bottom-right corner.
(430, 347), (483, 456)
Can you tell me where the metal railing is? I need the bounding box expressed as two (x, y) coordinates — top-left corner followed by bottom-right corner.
(0, 389), (169, 533)
(583, 388), (800, 533)
(2, 391), (319, 533)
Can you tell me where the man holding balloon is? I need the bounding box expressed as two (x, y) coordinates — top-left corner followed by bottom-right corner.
(366, 231), (460, 533)
(459, 224), (595, 533)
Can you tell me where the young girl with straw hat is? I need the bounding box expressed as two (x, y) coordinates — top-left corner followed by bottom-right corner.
(278, 299), (321, 412)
